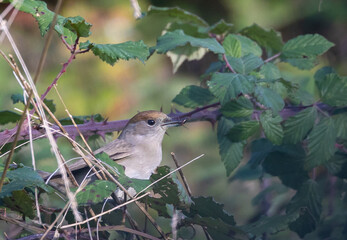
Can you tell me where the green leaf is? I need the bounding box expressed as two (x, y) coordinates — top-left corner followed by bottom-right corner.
(240, 24), (283, 53)
(217, 117), (245, 175)
(314, 66), (336, 86)
(332, 113), (347, 139)
(226, 54), (263, 74)
(155, 30), (225, 54)
(242, 212), (300, 238)
(282, 56), (318, 70)
(172, 85), (216, 108)
(220, 97), (254, 118)
(79, 40), (93, 50)
(305, 117), (337, 170)
(208, 73), (255, 104)
(315, 73), (347, 107)
(254, 85), (285, 112)
(283, 107), (317, 144)
(259, 62), (281, 80)
(260, 111), (283, 145)
(96, 153), (151, 192)
(146, 166), (191, 217)
(224, 34), (262, 57)
(223, 34), (241, 58)
(189, 197), (235, 225)
(283, 34), (334, 58)
(248, 138), (274, 166)
(227, 121), (260, 142)
(0, 167), (48, 198)
(91, 41), (150, 66)
(11, 94), (24, 104)
(76, 180), (116, 205)
(206, 19), (233, 35)
(3, 190), (35, 219)
(63, 16), (92, 38)
(325, 152), (347, 178)
(262, 145), (309, 189)
(286, 180), (322, 238)
(147, 6), (208, 27)
(0, 110), (21, 125)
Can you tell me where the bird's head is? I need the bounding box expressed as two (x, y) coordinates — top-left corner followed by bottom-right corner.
(119, 110), (183, 143)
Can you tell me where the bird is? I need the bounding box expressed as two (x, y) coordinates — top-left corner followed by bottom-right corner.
(42, 110), (184, 186)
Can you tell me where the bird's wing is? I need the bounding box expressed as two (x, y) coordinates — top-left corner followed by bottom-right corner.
(67, 138), (134, 172)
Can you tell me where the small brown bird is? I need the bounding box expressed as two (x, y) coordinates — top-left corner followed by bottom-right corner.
(44, 110), (183, 183)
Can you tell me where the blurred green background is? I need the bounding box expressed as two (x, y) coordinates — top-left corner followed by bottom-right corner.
(1, 0), (346, 238)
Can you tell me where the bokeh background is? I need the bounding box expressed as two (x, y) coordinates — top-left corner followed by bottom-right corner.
(1, 0), (346, 239)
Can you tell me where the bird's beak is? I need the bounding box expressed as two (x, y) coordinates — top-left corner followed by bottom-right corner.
(161, 117), (186, 128)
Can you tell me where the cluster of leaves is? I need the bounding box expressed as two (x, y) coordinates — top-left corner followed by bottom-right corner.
(0, 0), (347, 239)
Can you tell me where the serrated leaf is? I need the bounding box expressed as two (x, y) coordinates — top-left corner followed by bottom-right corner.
(206, 19), (233, 35)
(315, 73), (347, 107)
(188, 197), (235, 225)
(283, 107), (317, 144)
(260, 111), (283, 145)
(227, 121), (260, 142)
(0, 110), (21, 125)
(226, 54), (263, 74)
(76, 180), (116, 205)
(324, 152), (347, 178)
(224, 34), (262, 57)
(0, 167), (48, 198)
(217, 117), (245, 175)
(208, 73), (255, 104)
(286, 180), (322, 238)
(259, 62), (281, 80)
(155, 30), (224, 54)
(79, 40), (93, 50)
(248, 138), (274, 166)
(3, 190), (35, 219)
(314, 66), (336, 86)
(91, 41), (150, 66)
(172, 85), (216, 108)
(10, 0), (77, 44)
(11, 94), (24, 104)
(332, 113), (347, 139)
(146, 166), (191, 217)
(254, 85), (284, 112)
(283, 56), (318, 70)
(147, 6), (208, 27)
(221, 97), (254, 118)
(305, 117), (337, 170)
(283, 34), (334, 58)
(262, 145), (309, 189)
(240, 24), (283, 53)
(63, 16), (92, 38)
(223, 34), (241, 58)
(242, 211), (300, 238)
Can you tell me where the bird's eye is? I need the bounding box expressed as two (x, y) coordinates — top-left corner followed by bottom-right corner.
(147, 119), (156, 126)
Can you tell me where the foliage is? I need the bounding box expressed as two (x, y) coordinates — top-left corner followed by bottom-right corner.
(0, 1), (346, 240)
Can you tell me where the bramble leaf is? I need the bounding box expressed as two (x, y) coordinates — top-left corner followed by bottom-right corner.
(254, 85), (284, 112)
(286, 180), (322, 238)
(260, 111), (283, 145)
(217, 117), (245, 175)
(283, 107), (317, 144)
(223, 34), (242, 58)
(226, 54), (263, 74)
(224, 34), (262, 57)
(63, 16), (92, 37)
(155, 30), (225, 54)
(259, 62), (281, 80)
(0, 111), (21, 125)
(220, 97), (254, 118)
(208, 73), (255, 104)
(315, 73), (347, 107)
(173, 85), (216, 108)
(76, 180), (116, 205)
(305, 117), (337, 170)
(227, 121), (260, 142)
(91, 41), (150, 65)
(240, 24), (283, 53)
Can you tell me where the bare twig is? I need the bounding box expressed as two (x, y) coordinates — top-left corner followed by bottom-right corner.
(264, 52), (281, 63)
(222, 54), (236, 73)
(170, 152), (192, 196)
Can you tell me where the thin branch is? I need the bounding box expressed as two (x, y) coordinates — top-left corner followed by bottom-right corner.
(170, 152), (192, 196)
(222, 54), (236, 73)
(264, 52), (281, 63)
